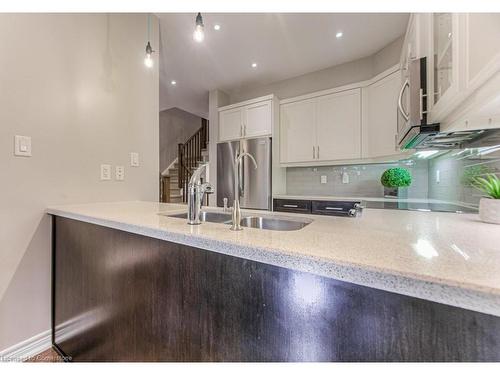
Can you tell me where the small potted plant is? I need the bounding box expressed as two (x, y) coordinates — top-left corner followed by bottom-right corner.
(472, 173), (500, 224)
(380, 167), (412, 198)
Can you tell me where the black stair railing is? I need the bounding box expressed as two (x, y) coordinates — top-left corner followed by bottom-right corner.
(178, 119), (209, 202)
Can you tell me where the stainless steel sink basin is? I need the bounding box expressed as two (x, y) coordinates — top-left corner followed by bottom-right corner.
(161, 211), (312, 231)
(162, 211), (232, 224)
(239, 216), (312, 231)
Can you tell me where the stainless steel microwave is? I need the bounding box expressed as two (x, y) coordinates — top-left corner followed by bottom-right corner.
(396, 57), (440, 149)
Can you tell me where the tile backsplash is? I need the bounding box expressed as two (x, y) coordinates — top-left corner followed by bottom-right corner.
(286, 161), (428, 198)
(428, 148), (500, 206)
(285, 146), (500, 206)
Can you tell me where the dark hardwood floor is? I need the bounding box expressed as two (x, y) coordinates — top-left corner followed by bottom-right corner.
(26, 348), (63, 362)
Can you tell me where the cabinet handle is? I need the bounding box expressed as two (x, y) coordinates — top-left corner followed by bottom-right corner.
(312, 146), (315, 159)
(398, 78), (410, 122)
(317, 146), (319, 159)
(283, 204), (299, 208)
(325, 207), (343, 210)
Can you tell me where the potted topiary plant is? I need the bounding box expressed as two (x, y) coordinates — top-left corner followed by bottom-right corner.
(380, 167), (412, 198)
(472, 173), (500, 224)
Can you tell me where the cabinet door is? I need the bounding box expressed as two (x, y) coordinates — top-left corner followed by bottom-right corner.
(219, 108), (242, 142)
(465, 13), (500, 89)
(244, 100), (272, 138)
(362, 71), (402, 159)
(429, 13), (460, 114)
(280, 99), (316, 163)
(316, 89), (361, 161)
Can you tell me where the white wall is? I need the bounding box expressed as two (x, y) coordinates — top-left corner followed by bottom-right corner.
(0, 14), (159, 351)
(226, 36), (404, 104)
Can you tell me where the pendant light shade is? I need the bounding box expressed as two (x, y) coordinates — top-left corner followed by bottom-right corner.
(144, 14), (154, 68)
(193, 12), (205, 43)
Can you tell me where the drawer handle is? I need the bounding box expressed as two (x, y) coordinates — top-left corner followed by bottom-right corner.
(283, 204), (299, 208)
(324, 207), (343, 210)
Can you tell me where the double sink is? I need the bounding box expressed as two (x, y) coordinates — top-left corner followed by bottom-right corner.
(162, 211), (312, 231)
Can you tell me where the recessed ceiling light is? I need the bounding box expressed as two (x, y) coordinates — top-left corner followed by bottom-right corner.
(251, 62), (257, 68)
(336, 31), (343, 38)
(214, 24), (221, 31)
(171, 80), (177, 86)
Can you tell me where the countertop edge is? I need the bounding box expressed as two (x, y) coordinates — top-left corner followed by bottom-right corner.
(46, 207), (500, 317)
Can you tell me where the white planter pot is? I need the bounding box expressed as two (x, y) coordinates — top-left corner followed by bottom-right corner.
(479, 198), (500, 225)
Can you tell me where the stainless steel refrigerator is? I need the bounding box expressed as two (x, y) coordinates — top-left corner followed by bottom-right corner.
(217, 137), (272, 210)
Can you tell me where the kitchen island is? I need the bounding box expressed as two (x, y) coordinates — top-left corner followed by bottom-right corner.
(47, 201), (500, 361)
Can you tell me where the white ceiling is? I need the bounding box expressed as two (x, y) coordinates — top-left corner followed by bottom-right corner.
(158, 13), (409, 118)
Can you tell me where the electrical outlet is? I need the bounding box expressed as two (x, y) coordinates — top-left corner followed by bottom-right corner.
(115, 166), (125, 181)
(100, 164), (111, 181)
(130, 152), (140, 167)
(14, 135), (32, 157)
(342, 171), (350, 184)
(320, 175), (327, 184)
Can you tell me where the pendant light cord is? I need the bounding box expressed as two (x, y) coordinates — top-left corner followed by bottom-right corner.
(147, 13), (151, 42)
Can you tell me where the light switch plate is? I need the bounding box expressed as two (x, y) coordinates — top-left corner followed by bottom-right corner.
(115, 166), (125, 181)
(130, 152), (139, 167)
(320, 175), (327, 184)
(100, 164), (111, 180)
(14, 135), (32, 157)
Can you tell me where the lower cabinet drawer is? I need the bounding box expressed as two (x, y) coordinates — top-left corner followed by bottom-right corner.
(273, 199), (311, 214)
(311, 200), (357, 216)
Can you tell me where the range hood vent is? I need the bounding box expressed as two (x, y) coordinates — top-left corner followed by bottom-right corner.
(402, 127), (500, 150)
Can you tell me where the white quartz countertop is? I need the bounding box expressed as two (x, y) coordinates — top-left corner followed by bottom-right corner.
(47, 201), (500, 317)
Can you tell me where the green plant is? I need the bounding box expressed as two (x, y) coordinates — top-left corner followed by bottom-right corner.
(472, 173), (500, 199)
(380, 168), (412, 188)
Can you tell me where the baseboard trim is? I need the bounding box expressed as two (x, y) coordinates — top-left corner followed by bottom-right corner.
(0, 329), (52, 362)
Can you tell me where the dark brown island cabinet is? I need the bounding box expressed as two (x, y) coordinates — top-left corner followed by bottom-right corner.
(51, 216), (500, 362)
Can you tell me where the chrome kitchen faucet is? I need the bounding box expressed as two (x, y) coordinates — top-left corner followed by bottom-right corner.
(230, 152), (258, 231)
(187, 163), (213, 225)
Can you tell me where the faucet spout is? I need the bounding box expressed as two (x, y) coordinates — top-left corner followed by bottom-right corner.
(230, 152), (257, 231)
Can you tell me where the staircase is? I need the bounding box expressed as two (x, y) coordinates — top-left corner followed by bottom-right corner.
(162, 160), (182, 203)
(160, 119), (209, 204)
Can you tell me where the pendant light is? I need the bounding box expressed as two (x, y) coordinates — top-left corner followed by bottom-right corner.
(193, 12), (205, 43)
(144, 14), (154, 68)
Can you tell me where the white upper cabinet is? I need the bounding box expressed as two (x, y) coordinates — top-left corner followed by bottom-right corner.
(465, 13), (500, 89)
(280, 88), (362, 164)
(428, 13), (460, 120)
(219, 95), (274, 142)
(244, 100), (272, 138)
(219, 107), (243, 142)
(416, 13), (500, 128)
(362, 70), (402, 159)
(316, 90), (361, 161)
(280, 99), (316, 163)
